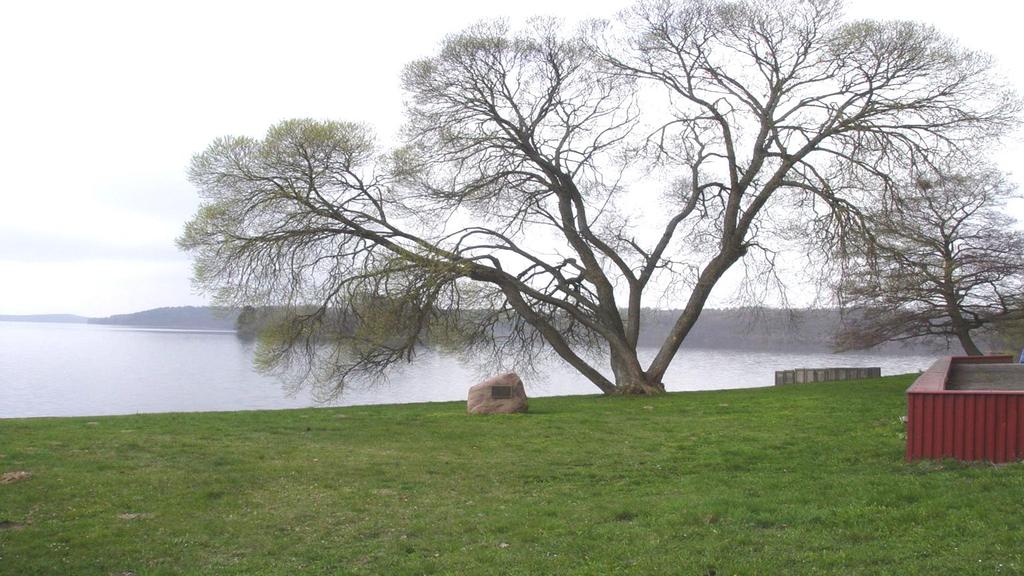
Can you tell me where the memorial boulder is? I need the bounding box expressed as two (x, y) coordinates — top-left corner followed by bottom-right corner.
(467, 372), (528, 414)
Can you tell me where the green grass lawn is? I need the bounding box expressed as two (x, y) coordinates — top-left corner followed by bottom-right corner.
(2, 375), (1022, 575)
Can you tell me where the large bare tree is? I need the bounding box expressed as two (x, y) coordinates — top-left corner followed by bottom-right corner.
(836, 168), (1024, 355)
(180, 0), (1018, 397)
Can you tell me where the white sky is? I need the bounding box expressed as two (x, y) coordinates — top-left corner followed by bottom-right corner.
(1, 0), (1022, 316)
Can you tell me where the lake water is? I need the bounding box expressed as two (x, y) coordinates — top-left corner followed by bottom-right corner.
(0, 321), (939, 419)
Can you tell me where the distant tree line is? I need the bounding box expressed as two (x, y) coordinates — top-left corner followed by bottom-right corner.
(88, 306), (238, 330)
(82, 304), (1017, 355)
(235, 304), (961, 353)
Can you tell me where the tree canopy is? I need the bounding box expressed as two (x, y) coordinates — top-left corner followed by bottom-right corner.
(180, 0), (1020, 396)
(837, 167), (1024, 355)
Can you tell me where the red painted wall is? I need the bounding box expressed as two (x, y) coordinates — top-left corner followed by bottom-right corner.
(906, 356), (1024, 463)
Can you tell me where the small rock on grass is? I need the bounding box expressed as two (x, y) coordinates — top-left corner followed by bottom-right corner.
(467, 373), (528, 414)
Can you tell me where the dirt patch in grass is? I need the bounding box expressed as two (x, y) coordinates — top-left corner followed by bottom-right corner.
(0, 520), (26, 530)
(118, 513), (154, 521)
(0, 470), (31, 484)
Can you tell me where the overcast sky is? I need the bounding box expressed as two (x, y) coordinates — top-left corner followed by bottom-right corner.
(1, 0), (1022, 316)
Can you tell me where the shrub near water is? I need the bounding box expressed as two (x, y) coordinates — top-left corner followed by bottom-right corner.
(1, 375), (1022, 575)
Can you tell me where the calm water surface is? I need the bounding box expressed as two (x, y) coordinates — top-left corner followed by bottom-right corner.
(0, 321), (938, 418)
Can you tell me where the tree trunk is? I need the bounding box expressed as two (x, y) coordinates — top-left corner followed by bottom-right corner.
(609, 348), (664, 395)
(941, 275), (983, 356)
(646, 251), (740, 384)
(613, 373), (666, 395)
(956, 330), (983, 356)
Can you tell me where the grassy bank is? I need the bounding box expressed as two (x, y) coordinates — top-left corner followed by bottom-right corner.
(2, 375), (1022, 575)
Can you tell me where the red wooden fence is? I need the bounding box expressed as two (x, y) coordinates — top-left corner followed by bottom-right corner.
(906, 356), (1024, 463)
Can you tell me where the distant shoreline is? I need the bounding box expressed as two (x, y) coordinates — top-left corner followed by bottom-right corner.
(0, 314), (88, 324)
(0, 305), (964, 354)
(0, 306), (239, 331)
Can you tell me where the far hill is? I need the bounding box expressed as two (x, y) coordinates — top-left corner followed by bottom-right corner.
(88, 306), (239, 331)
